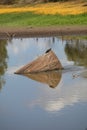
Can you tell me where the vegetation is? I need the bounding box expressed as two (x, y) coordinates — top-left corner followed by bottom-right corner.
(0, 0), (87, 5)
(65, 38), (87, 66)
(0, 0), (87, 27)
(0, 1), (87, 15)
(0, 12), (87, 27)
(0, 0), (79, 5)
(0, 40), (8, 90)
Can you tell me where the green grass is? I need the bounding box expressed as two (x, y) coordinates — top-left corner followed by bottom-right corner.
(0, 12), (87, 27)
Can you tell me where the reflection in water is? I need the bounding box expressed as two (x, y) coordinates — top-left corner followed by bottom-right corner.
(65, 38), (87, 67)
(23, 70), (62, 88)
(1, 36), (87, 130)
(28, 73), (87, 112)
(80, 70), (87, 78)
(0, 40), (8, 90)
(36, 37), (55, 54)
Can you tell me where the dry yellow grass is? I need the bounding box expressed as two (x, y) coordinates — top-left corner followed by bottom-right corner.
(0, 1), (87, 15)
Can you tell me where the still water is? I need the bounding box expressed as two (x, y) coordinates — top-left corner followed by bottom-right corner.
(0, 36), (87, 130)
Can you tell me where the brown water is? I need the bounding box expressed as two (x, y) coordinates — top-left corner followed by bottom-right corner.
(0, 36), (87, 130)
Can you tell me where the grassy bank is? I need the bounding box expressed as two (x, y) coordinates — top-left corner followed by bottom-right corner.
(0, 1), (87, 27)
(0, 12), (87, 27)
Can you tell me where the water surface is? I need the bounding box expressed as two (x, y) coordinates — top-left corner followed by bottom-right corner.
(0, 36), (87, 130)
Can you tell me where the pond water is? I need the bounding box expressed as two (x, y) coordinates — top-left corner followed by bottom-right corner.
(0, 36), (87, 130)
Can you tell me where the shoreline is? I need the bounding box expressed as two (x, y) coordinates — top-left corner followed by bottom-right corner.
(0, 26), (87, 38)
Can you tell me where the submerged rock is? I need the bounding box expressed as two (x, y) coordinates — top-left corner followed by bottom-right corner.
(15, 49), (63, 74)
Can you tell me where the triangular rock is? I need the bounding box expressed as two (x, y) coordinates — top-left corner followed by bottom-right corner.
(15, 50), (63, 74)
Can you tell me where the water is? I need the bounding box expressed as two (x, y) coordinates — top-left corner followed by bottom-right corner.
(0, 36), (87, 130)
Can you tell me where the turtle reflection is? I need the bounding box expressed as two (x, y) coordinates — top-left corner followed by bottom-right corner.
(23, 70), (62, 88)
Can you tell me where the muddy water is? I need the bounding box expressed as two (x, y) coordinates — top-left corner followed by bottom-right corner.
(0, 36), (87, 130)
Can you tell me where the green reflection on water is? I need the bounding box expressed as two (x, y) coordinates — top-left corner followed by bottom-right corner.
(65, 37), (87, 67)
(0, 39), (8, 90)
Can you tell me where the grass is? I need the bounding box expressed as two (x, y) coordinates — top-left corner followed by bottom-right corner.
(0, 1), (87, 15)
(0, 1), (87, 27)
(0, 12), (87, 27)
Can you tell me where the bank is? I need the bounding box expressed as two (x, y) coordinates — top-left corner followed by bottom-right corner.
(0, 26), (87, 38)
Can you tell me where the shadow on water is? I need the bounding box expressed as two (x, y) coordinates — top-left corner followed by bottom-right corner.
(0, 39), (8, 90)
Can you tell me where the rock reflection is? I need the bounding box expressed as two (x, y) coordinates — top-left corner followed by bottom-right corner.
(28, 73), (87, 113)
(23, 70), (62, 88)
(65, 38), (87, 67)
(0, 40), (8, 90)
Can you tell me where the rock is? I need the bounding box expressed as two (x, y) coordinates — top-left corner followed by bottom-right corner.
(15, 49), (63, 74)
